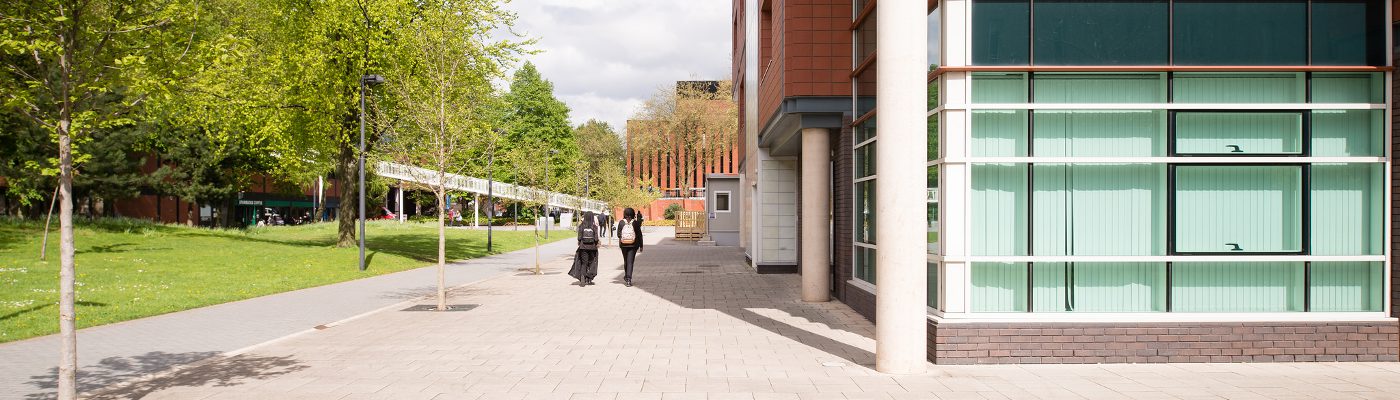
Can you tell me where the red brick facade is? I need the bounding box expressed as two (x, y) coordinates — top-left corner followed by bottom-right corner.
(756, 0), (854, 130)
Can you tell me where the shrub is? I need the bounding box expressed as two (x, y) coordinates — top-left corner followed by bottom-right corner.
(663, 203), (683, 220)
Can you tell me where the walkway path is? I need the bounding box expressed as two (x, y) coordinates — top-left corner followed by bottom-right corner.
(1, 234), (588, 400)
(73, 229), (1400, 399)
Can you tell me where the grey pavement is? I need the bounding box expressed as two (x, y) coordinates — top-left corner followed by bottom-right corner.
(0, 231), (600, 400)
(70, 229), (1400, 400)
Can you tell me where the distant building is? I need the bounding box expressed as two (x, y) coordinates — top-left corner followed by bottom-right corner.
(625, 81), (741, 221)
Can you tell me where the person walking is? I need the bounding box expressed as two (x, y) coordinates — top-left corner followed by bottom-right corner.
(569, 211), (601, 286)
(616, 208), (644, 287)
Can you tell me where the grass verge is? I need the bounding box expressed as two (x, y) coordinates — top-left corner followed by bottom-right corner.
(0, 218), (572, 343)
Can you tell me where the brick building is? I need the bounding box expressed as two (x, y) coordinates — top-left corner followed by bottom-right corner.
(735, 0), (1399, 370)
(625, 81), (741, 221)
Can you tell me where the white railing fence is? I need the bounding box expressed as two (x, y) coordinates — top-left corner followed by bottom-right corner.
(375, 162), (608, 212)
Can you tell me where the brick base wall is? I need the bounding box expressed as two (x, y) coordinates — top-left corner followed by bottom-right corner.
(931, 321), (1400, 364)
(844, 282), (875, 323)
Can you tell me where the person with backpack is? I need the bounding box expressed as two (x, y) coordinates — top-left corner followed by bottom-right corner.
(616, 208), (644, 287)
(569, 211), (601, 286)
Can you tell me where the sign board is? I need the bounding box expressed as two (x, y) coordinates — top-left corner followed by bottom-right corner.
(237, 200), (263, 206)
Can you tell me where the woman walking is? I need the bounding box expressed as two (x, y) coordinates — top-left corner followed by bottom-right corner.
(570, 211), (601, 286)
(616, 208), (644, 287)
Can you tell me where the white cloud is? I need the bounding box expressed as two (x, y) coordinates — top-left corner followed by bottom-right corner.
(500, 0), (731, 134)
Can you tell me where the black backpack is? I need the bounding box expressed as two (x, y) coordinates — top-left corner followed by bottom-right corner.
(579, 225), (599, 249)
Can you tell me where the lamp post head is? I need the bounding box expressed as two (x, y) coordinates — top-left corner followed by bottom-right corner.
(362, 74), (386, 85)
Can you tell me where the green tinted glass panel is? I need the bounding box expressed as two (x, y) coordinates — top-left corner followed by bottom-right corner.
(928, 166), (939, 255)
(856, 117), (876, 142)
(1172, 262), (1304, 312)
(971, 0), (1030, 65)
(1311, 164), (1383, 255)
(1311, 0), (1386, 66)
(1032, 0), (1168, 65)
(1310, 262), (1383, 312)
(972, 263), (1027, 312)
(1032, 164), (1166, 256)
(1033, 110), (1165, 157)
(972, 111), (1028, 156)
(1172, 0), (1305, 65)
(1312, 110), (1383, 157)
(971, 73), (1027, 103)
(928, 262), (940, 310)
(1175, 112), (1303, 155)
(972, 164), (1028, 256)
(855, 247), (876, 283)
(928, 114), (939, 162)
(856, 67), (876, 117)
(1173, 73), (1304, 103)
(1033, 262), (1166, 312)
(855, 143), (876, 178)
(1174, 166), (1303, 253)
(1312, 73), (1384, 103)
(855, 180), (875, 244)
(1033, 74), (1166, 103)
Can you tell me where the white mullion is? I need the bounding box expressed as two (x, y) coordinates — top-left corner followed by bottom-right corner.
(854, 242), (877, 250)
(854, 174), (877, 183)
(854, 137), (877, 149)
(1384, 4), (1394, 316)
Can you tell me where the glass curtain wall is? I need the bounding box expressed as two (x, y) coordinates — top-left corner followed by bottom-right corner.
(959, 0), (1386, 315)
(964, 71), (1385, 313)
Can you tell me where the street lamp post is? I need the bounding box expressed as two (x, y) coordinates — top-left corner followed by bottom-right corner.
(486, 129), (500, 253)
(358, 74), (385, 272)
(544, 148), (558, 239)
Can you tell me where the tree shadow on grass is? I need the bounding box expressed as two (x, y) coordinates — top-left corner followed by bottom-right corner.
(0, 301), (107, 324)
(24, 351), (306, 400)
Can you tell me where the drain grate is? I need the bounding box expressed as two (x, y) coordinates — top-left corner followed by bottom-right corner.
(698, 264), (720, 268)
(402, 304), (479, 312)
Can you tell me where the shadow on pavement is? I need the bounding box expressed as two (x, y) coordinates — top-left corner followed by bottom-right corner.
(24, 351), (306, 400)
(620, 243), (877, 366)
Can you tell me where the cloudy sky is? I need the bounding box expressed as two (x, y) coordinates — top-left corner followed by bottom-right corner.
(497, 2), (942, 134)
(501, 0), (733, 134)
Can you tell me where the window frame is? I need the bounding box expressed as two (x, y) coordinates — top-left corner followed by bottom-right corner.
(713, 191), (732, 213)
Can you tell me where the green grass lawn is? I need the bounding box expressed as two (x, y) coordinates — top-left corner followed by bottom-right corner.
(0, 218), (573, 343)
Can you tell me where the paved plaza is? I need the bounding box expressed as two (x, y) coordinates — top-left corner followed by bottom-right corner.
(36, 229), (1397, 399)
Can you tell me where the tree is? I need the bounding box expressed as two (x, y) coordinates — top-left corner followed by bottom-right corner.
(630, 80), (738, 210)
(502, 62), (576, 185)
(504, 137), (557, 275)
(0, 1), (199, 397)
(376, 0), (524, 310)
(573, 119), (623, 197)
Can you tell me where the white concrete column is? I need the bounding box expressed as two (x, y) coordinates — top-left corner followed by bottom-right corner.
(396, 184), (405, 223)
(800, 127), (831, 302)
(874, 0), (929, 374)
(474, 194), (480, 227)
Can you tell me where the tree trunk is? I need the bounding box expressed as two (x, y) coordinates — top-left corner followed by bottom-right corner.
(186, 202), (195, 227)
(336, 143), (357, 246)
(437, 189), (447, 311)
(57, 118), (78, 400)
